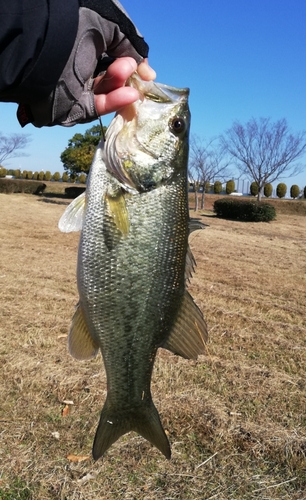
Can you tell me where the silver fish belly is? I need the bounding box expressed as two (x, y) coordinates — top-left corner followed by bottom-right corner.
(59, 75), (207, 460)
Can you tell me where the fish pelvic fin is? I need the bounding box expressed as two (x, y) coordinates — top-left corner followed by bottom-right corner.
(104, 189), (130, 236)
(58, 191), (86, 232)
(68, 303), (99, 360)
(92, 397), (171, 460)
(163, 290), (208, 360)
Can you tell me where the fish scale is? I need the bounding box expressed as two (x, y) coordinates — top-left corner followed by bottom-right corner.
(59, 74), (208, 460)
(81, 178), (188, 392)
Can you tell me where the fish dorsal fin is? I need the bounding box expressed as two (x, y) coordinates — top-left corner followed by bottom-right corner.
(58, 191), (86, 233)
(104, 190), (130, 236)
(163, 291), (208, 360)
(68, 303), (99, 360)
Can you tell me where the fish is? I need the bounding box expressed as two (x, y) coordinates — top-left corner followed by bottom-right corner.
(58, 74), (207, 460)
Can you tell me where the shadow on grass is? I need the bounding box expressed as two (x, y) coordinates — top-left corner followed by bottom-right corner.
(199, 212), (217, 218)
(37, 194), (70, 206)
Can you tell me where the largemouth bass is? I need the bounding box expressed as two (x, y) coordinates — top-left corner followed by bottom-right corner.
(59, 74), (207, 460)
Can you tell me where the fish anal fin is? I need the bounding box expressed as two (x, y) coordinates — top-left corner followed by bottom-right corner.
(93, 397), (171, 460)
(185, 245), (196, 282)
(189, 219), (208, 234)
(105, 189), (130, 236)
(163, 291), (208, 360)
(68, 303), (99, 360)
(58, 191), (86, 233)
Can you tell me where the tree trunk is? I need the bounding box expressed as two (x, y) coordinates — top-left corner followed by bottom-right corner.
(194, 190), (199, 211)
(200, 190), (205, 209)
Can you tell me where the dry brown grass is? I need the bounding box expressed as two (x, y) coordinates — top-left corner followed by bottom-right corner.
(0, 192), (305, 500)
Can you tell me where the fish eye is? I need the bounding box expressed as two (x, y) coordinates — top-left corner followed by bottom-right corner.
(170, 117), (186, 135)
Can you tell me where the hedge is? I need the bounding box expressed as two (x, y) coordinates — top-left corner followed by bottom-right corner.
(0, 178), (46, 195)
(290, 184), (300, 199)
(276, 183), (287, 198)
(214, 198), (276, 222)
(250, 181), (259, 197)
(65, 186), (86, 198)
(213, 181), (222, 194)
(264, 183), (273, 198)
(226, 180), (235, 195)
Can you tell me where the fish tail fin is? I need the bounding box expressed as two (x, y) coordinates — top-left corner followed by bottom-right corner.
(92, 397), (171, 460)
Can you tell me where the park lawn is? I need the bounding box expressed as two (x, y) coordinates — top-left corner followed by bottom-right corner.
(0, 192), (305, 499)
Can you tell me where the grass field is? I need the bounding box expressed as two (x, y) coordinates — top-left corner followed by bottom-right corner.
(0, 192), (305, 500)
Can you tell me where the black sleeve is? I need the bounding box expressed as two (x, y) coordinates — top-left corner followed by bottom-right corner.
(0, 0), (79, 104)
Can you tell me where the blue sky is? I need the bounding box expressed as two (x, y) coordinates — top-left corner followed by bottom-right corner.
(0, 0), (305, 188)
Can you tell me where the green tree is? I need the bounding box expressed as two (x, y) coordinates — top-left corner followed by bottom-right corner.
(26, 171), (33, 179)
(60, 125), (105, 177)
(0, 166), (6, 177)
(14, 169), (21, 178)
(226, 179), (235, 194)
(213, 180), (222, 194)
(22, 170), (28, 179)
(53, 172), (61, 181)
(38, 171), (44, 181)
(204, 181), (211, 193)
(78, 173), (87, 184)
(250, 181), (259, 197)
(45, 171), (52, 181)
(276, 183), (287, 198)
(33, 171), (39, 180)
(263, 183), (273, 197)
(62, 172), (69, 182)
(290, 184), (300, 199)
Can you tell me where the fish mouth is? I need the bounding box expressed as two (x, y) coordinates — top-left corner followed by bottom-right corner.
(104, 74), (190, 193)
(127, 73), (190, 104)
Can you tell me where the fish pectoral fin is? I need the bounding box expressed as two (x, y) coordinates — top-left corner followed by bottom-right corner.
(58, 191), (86, 232)
(93, 398), (171, 460)
(68, 303), (99, 360)
(163, 291), (208, 360)
(105, 189), (130, 236)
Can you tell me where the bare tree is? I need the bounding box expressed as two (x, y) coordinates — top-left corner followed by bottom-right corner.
(189, 135), (232, 210)
(220, 117), (306, 201)
(0, 133), (31, 165)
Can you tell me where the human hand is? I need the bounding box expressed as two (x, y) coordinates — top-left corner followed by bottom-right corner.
(93, 57), (156, 116)
(18, 1), (155, 128)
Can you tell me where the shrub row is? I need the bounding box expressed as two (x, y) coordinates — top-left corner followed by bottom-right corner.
(0, 167), (87, 183)
(250, 181), (273, 197)
(212, 179), (236, 194)
(187, 180), (306, 199)
(0, 178), (46, 195)
(214, 198), (276, 222)
(250, 182), (303, 199)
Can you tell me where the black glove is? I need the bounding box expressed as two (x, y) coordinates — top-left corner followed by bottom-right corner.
(17, 0), (149, 128)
